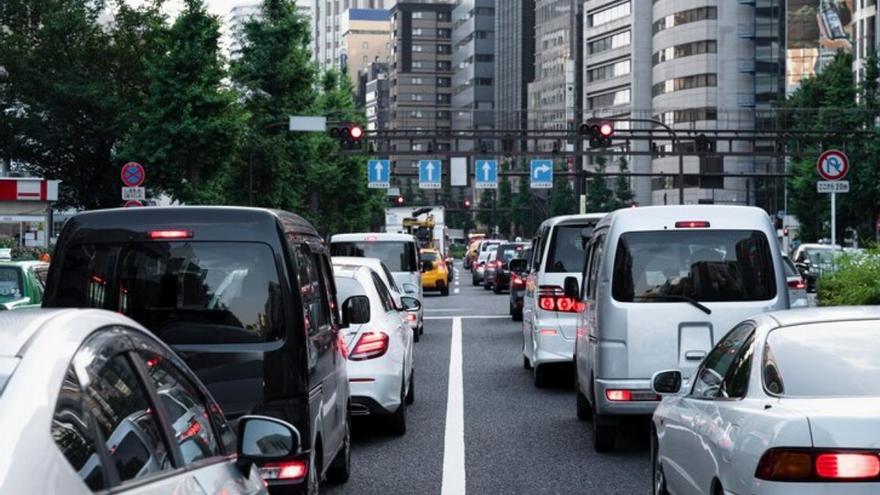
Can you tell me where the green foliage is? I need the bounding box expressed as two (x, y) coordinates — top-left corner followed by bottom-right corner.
(511, 173), (537, 238)
(585, 156), (613, 212)
(496, 177), (513, 237)
(476, 189), (495, 229)
(609, 157), (635, 209)
(817, 251), (880, 306)
(550, 176), (576, 216)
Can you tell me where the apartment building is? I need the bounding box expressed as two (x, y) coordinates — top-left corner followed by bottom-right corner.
(451, 0), (496, 149)
(340, 9), (393, 84)
(495, 0), (536, 140)
(311, 0), (397, 72)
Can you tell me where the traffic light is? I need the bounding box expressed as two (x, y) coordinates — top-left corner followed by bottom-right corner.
(579, 119), (614, 148)
(329, 123), (365, 150)
(396, 196), (405, 205)
(464, 198), (471, 208)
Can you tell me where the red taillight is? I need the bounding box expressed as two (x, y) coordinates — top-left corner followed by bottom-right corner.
(180, 419), (201, 440)
(538, 328), (557, 336)
(605, 390), (632, 401)
(512, 275), (525, 287)
(816, 454), (880, 479)
(756, 449), (880, 481)
(787, 279), (806, 290)
(538, 289), (583, 313)
(539, 295), (556, 311)
(260, 460), (308, 481)
(147, 229), (192, 239)
(674, 221), (710, 229)
(405, 312), (417, 322)
(349, 332), (389, 361)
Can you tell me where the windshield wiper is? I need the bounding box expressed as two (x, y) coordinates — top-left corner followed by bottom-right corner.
(632, 295), (712, 315)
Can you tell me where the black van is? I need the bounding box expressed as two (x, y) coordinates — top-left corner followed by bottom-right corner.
(44, 207), (351, 494)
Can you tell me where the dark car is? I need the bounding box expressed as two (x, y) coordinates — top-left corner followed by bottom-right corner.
(509, 247), (532, 321)
(486, 243), (530, 294)
(43, 207), (352, 494)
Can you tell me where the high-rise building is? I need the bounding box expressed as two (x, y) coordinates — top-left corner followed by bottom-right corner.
(852, 0), (879, 81)
(311, 0), (397, 73)
(451, 0), (496, 150)
(495, 0), (535, 139)
(362, 62), (390, 131)
(340, 9), (392, 84)
(229, 2), (313, 60)
(582, 0), (786, 208)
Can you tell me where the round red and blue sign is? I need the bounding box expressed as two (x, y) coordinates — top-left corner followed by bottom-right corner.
(816, 150), (849, 181)
(121, 162), (146, 187)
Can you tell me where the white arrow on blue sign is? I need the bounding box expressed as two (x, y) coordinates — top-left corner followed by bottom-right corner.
(367, 159), (390, 189)
(530, 159), (553, 189)
(419, 160), (442, 189)
(474, 159), (498, 189)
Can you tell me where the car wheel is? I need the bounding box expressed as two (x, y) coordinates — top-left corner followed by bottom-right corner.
(405, 370), (415, 405)
(326, 414), (351, 484)
(576, 377), (592, 421)
(387, 381), (407, 436)
(493, 283), (501, 294)
(591, 387), (617, 453)
(652, 434), (670, 495)
(512, 305), (523, 321)
(533, 364), (551, 388)
(483, 282), (491, 291)
(305, 446), (320, 495)
(472, 276), (478, 286)
(419, 324), (424, 335)
(413, 327), (420, 343)
(441, 285), (449, 296)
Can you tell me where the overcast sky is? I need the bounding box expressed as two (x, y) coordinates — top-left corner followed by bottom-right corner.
(126, 0), (258, 23)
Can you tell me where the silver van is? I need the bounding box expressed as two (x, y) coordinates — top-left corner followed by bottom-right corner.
(522, 214), (605, 387)
(572, 206), (788, 452)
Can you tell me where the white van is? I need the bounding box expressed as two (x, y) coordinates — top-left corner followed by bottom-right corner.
(522, 214), (605, 387)
(572, 206), (789, 452)
(330, 233), (422, 332)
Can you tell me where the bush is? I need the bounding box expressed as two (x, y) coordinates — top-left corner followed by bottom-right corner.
(817, 250), (880, 306)
(449, 244), (467, 259)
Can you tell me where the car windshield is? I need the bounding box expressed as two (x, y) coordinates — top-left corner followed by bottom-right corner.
(545, 225), (591, 273)
(51, 242), (283, 344)
(805, 248), (840, 268)
(335, 277), (366, 304)
(497, 245), (526, 263)
(331, 241), (417, 272)
(420, 252), (440, 262)
(612, 230), (776, 302)
(0, 267), (23, 302)
(765, 322), (880, 397)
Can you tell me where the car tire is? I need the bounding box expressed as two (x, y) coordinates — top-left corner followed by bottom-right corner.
(387, 382), (407, 436)
(326, 414), (351, 484)
(413, 326), (420, 343)
(441, 285), (449, 296)
(512, 307), (523, 321)
(493, 283), (501, 294)
(533, 364), (551, 388)
(405, 370), (415, 405)
(419, 324), (424, 336)
(652, 434), (670, 495)
(472, 276), (479, 286)
(483, 282), (491, 291)
(576, 380), (592, 422)
(592, 399), (617, 453)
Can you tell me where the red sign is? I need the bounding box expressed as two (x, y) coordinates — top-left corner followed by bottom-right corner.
(124, 200), (144, 208)
(121, 162), (146, 187)
(816, 150), (849, 181)
(0, 178), (59, 202)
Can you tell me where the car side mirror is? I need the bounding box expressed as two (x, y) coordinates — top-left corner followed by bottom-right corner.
(563, 276), (579, 299)
(580, 227), (593, 247)
(651, 370), (683, 395)
(400, 296), (421, 312)
(509, 259), (528, 274)
(342, 295), (371, 325)
(236, 415), (301, 475)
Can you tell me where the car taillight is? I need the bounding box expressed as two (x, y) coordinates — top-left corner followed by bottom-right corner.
(605, 390), (632, 401)
(674, 221), (710, 229)
(147, 229), (193, 239)
(756, 449), (880, 481)
(538, 287), (584, 313)
(512, 275), (525, 287)
(405, 312), (417, 322)
(260, 460), (308, 481)
(788, 279), (806, 290)
(337, 333), (349, 359)
(349, 332), (389, 361)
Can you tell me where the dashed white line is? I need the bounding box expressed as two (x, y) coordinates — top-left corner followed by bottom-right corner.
(441, 317), (466, 495)
(425, 315), (509, 320)
(454, 288), (460, 294)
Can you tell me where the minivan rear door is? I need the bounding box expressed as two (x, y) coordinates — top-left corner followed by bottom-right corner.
(537, 223), (592, 339)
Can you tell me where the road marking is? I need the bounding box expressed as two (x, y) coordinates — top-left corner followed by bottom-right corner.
(454, 288), (460, 294)
(426, 309), (466, 313)
(425, 315), (509, 320)
(442, 317), (465, 495)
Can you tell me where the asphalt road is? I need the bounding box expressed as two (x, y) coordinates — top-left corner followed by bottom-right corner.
(326, 263), (651, 495)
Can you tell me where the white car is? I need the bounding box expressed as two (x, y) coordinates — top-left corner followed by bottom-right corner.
(333, 256), (423, 341)
(652, 307), (880, 495)
(0, 308), (302, 495)
(781, 254), (808, 308)
(334, 265), (417, 435)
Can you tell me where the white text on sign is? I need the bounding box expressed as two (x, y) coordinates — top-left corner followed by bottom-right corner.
(817, 181), (850, 193)
(121, 187), (146, 200)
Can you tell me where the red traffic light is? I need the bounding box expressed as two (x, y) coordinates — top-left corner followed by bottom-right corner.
(349, 125), (364, 141)
(599, 123), (614, 137)
(464, 199), (471, 208)
(397, 196), (405, 205)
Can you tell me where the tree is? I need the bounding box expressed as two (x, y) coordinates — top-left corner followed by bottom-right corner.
(120, 0), (245, 205)
(496, 177), (513, 237)
(476, 189), (496, 230)
(610, 157), (635, 209)
(585, 156), (613, 212)
(549, 177), (576, 216)
(510, 169), (536, 237)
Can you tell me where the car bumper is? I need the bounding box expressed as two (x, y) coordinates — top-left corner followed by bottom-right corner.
(532, 327), (575, 366)
(494, 272), (510, 287)
(594, 378), (659, 416)
(348, 370), (403, 415)
(422, 275), (446, 289)
(752, 482), (880, 495)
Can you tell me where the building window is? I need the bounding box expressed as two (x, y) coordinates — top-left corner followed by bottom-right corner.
(652, 73), (717, 96)
(588, 88), (631, 109)
(653, 40), (717, 65)
(653, 7), (717, 34)
(587, 60), (631, 82)
(588, 30), (630, 54)
(589, 1), (631, 27)
(362, 41), (369, 49)
(654, 107), (718, 125)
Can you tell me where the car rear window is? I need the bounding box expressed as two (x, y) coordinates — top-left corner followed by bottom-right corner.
(52, 242), (283, 344)
(497, 245), (527, 263)
(765, 322), (880, 397)
(544, 225), (591, 273)
(612, 230), (776, 302)
(420, 252), (439, 262)
(335, 277), (366, 303)
(0, 267), (23, 302)
(331, 241), (417, 272)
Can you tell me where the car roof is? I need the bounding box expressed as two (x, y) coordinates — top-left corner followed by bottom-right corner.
(0, 261), (48, 269)
(763, 306), (880, 328)
(331, 232), (416, 242)
(332, 256), (388, 270)
(0, 308), (139, 358)
(61, 206), (320, 241)
(539, 213), (606, 229)
(595, 205), (772, 232)
(332, 264), (372, 280)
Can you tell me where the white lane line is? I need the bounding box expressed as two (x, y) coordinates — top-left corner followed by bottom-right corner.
(426, 309), (466, 313)
(454, 288), (460, 294)
(425, 315), (509, 320)
(442, 317), (466, 495)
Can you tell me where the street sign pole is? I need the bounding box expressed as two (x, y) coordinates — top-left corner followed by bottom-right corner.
(831, 191), (836, 247)
(816, 150), (849, 245)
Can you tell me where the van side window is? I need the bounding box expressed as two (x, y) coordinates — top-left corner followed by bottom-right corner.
(532, 229), (547, 271)
(316, 254), (340, 326)
(587, 235), (606, 299)
(295, 249), (331, 334)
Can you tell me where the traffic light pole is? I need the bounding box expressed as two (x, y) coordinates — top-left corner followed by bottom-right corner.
(605, 118), (683, 205)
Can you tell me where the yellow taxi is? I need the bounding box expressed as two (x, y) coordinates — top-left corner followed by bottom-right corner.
(420, 248), (449, 296)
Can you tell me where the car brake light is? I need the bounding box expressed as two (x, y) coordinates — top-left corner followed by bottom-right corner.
(787, 279), (806, 290)
(512, 275), (525, 286)
(349, 332), (389, 360)
(674, 221), (711, 229)
(756, 449), (880, 481)
(538, 328), (557, 336)
(260, 460), (308, 481)
(405, 312), (417, 322)
(539, 295), (556, 311)
(605, 390), (632, 401)
(147, 229), (192, 239)
(538, 288), (584, 313)
(180, 419), (201, 440)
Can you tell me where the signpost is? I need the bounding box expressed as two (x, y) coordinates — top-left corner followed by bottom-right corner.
(816, 150), (850, 245)
(474, 159), (498, 189)
(121, 162), (146, 207)
(530, 159), (553, 189)
(368, 159), (390, 189)
(418, 160), (442, 189)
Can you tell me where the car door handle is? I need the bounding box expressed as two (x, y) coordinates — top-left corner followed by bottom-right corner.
(685, 351), (707, 361)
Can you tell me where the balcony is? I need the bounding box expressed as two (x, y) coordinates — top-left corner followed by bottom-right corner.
(737, 59), (755, 73)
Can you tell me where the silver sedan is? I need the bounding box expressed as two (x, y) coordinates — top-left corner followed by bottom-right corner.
(651, 307), (880, 495)
(0, 309), (302, 494)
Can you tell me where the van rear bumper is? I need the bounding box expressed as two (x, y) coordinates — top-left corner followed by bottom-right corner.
(594, 378), (660, 416)
(533, 332), (575, 366)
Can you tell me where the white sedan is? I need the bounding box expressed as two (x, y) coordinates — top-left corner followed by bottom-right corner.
(334, 264), (418, 435)
(652, 307), (880, 495)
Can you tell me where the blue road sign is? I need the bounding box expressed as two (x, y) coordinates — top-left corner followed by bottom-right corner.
(530, 159), (553, 189)
(474, 160), (498, 189)
(419, 160), (442, 189)
(367, 159), (390, 189)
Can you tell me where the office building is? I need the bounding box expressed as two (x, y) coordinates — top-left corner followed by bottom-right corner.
(311, 0), (397, 72)
(340, 9), (393, 84)
(362, 62), (390, 131)
(495, 0), (536, 138)
(852, 0), (879, 82)
(452, 0), (496, 149)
